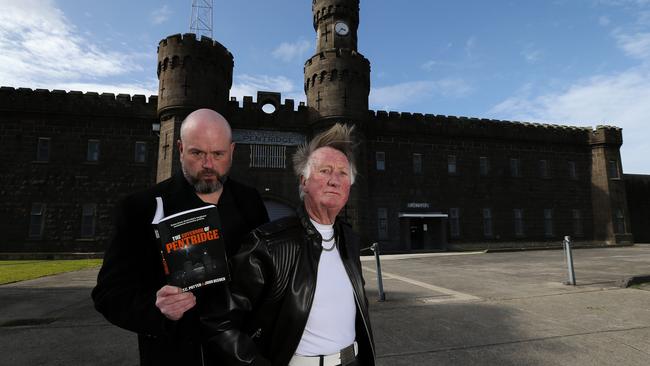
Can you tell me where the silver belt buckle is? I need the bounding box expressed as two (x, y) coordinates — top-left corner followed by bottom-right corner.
(339, 344), (355, 365)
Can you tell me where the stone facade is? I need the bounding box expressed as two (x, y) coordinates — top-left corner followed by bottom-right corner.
(0, 0), (645, 253)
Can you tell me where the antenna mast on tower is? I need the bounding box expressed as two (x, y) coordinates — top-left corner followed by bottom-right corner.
(190, 0), (213, 39)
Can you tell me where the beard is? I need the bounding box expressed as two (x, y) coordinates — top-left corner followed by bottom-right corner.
(182, 166), (224, 194)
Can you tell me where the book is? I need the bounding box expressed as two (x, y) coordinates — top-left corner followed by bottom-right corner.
(152, 197), (230, 292)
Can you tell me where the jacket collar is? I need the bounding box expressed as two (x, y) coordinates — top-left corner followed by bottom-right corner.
(297, 204), (348, 253)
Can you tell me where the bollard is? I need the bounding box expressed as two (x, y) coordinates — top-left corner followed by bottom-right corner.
(370, 242), (386, 301)
(563, 236), (576, 285)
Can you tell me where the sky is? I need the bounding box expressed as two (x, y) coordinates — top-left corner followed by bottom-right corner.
(0, 0), (649, 174)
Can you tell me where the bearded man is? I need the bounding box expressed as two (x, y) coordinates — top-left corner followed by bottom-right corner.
(92, 108), (269, 366)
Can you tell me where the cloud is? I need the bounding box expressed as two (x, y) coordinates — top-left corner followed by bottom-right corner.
(151, 5), (172, 25)
(370, 78), (473, 110)
(599, 15), (612, 26)
(230, 74), (305, 106)
(0, 0), (146, 92)
(271, 40), (311, 62)
(521, 44), (543, 63)
(489, 67), (650, 173)
(614, 30), (650, 59)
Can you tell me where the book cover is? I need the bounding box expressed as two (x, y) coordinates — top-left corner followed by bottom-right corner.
(152, 198), (230, 292)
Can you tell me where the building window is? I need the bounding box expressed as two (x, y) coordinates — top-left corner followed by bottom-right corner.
(568, 161), (578, 180)
(448, 155), (457, 175)
(413, 153), (422, 174)
(479, 156), (489, 176)
(87, 139), (100, 161)
(377, 208), (388, 239)
(376, 151), (385, 171)
(572, 209), (583, 237)
(81, 203), (97, 238)
(449, 208), (460, 238)
(250, 145), (286, 168)
(544, 209), (554, 237)
(483, 208), (493, 238)
(36, 137), (50, 162)
(134, 141), (147, 163)
(510, 158), (521, 177)
(615, 209), (626, 234)
(539, 160), (550, 179)
(608, 160), (620, 179)
(29, 203), (46, 239)
(513, 209), (524, 237)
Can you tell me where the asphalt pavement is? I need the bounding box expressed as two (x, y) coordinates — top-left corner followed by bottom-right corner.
(2, 245), (650, 365)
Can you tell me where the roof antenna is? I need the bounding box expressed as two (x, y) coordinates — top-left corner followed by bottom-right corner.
(189, 0), (213, 39)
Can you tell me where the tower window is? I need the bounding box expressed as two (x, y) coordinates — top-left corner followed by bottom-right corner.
(510, 158), (521, 177)
(250, 145), (286, 169)
(608, 160), (620, 179)
(568, 161), (578, 180)
(539, 160), (550, 178)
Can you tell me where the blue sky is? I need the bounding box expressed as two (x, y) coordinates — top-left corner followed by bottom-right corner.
(1, 0), (649, 174)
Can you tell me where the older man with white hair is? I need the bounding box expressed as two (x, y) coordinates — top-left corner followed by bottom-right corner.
(202, 123), (376, 366)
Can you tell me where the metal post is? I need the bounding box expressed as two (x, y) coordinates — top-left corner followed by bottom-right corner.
(371, 242), (386, 301)
(563, 236), (576, 285)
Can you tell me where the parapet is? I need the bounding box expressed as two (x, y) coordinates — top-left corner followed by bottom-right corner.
(589, 125), (623, 146)
(367, 109), (600, 145)
(312, 0), (359, 29)
(225, 91), (309, 129)
(0, 86), (157, 117)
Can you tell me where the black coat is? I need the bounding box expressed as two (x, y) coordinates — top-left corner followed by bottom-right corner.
(201, 205), (376, 366)
(92, 172), (269, 366)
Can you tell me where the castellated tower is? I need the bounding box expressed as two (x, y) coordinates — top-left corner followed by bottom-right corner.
(155, 33), (234, 182)
(304, 0), (371, 127)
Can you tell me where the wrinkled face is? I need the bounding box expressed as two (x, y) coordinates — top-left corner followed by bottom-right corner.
(179, 122), (234, 194)
(301, 147), (352, 213)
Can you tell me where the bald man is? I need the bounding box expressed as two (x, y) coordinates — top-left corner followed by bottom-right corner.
(93, 109), (269, 366)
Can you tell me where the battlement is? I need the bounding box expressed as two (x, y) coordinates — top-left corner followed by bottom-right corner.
(158, 33), (230, 52)
(225, 91), (309, 129)
(590, 125), (623, 146)
(312, 0), (359, 29)
(304, 48), (369, 67)
(368, 109), (606, 145)
(0, 86), (157, 117)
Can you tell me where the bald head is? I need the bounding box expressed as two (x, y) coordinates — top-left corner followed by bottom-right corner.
(178, 108), (235, 195)
(180, 108), (232, 144)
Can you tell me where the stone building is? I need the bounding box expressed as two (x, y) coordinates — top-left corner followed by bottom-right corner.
(0, 0), (644, 254)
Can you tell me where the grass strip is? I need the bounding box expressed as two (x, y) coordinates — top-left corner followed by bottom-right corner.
(0, 259), (102, 285)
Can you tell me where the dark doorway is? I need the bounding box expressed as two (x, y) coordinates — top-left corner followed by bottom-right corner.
(410, 218), (425, 250)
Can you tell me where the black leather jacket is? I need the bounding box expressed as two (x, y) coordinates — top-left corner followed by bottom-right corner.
(201, 205), (376, 366)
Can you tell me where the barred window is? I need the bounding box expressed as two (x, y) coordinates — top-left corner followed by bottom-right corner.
(134, 141), (147, 163)
(376, 151), (385, 171)
(514, 209), (524, 237)
(510, 158), (521, 177)
(449, 208), (460, 238)
(572, 209), (583, 237)
(479, 157), (489, 176)
(539, 160), (550, 178)
(413, 153), (422, 174)
(568, 161), (578, 180)
(250, 145), (286, 169)
(615, 209), (626, 234)
(448, 155), (457, 175)
(483, 208), (493, 238)
(377, 208), (388, 239)
(87, 139), (100, 161)
(29, 203), (46, 238)
(544, 209), (554, 237)
(37, 137), (51, 162)
(81, 203), (97, 238)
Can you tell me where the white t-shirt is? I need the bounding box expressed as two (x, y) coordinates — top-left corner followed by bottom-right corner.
(295, 219), (356, 356)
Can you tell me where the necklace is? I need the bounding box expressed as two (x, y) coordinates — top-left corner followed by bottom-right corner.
(322, 233), (336, 251)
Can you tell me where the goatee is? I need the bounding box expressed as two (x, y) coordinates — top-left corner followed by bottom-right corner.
(183, 167), (224, 194)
